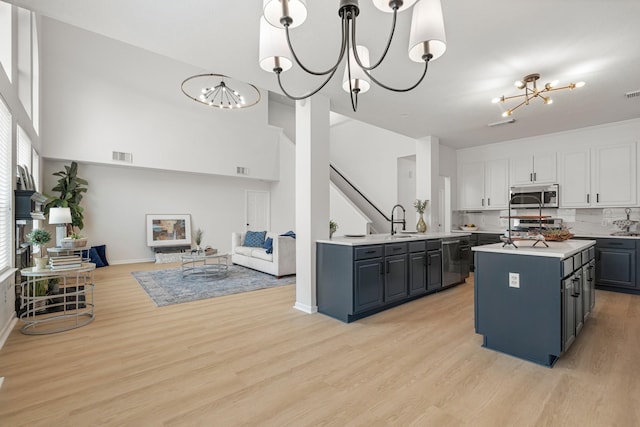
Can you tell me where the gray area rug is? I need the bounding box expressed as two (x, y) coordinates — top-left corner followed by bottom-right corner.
(131, 265), (296, 307)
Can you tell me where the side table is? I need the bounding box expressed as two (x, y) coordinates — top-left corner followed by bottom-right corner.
(18, 263), (96, 335)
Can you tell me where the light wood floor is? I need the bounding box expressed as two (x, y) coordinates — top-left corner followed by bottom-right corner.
(0, 262), (639, 426)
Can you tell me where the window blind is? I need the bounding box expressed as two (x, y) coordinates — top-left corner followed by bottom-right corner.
(0, 96), (12, 273)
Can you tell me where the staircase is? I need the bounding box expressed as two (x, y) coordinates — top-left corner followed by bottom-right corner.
(330, 164), (390, 234)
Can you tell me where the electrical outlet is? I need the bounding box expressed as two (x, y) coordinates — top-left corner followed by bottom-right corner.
(509, 272), (520, 288)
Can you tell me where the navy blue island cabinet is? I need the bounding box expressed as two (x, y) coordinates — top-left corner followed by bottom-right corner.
(473, 239), (596, 367)
(316, 234), (459, 323)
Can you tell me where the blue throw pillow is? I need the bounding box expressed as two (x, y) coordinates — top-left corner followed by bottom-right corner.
(243, 231), (266, 248)
(263, 237), (273, 254)
(88, 247), (106, 267)
(93, 244), (109, 266)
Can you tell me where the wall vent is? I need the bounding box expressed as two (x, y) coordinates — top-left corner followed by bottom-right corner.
(625, 90), (640, 99)
(236, 166), (249, 175)
(112, 151), (133, 163)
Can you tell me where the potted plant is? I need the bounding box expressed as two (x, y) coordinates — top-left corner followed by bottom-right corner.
(44, 161), (88, 236)
(413, 199), (428, 233)
(26, 228), (52, 270)
(329, 220), (338, 238)
(194, 228), (204, 252)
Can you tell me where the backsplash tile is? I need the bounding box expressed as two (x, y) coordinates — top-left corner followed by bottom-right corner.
(453, 207), (640, 236)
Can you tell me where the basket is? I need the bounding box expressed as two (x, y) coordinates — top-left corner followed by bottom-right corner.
(60, 238), (88, 248)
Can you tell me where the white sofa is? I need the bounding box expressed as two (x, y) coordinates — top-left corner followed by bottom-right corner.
(231, 232), (296, 278)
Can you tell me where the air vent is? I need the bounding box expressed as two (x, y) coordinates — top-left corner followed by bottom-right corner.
(487, 118), (516, 127)
(625, 90), (640, 99)
(112, 151), (133, 163)
(236, 166), (249, 175)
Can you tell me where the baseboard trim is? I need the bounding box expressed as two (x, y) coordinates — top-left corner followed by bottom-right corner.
(109, 258), (155, 265)
(293, 302), (318, 314)
(0, 314), (17, 351)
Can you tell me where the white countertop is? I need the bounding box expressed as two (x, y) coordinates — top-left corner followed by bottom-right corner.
(452, 229), (640, 239)
(472, 239), (596, 258)
(317, 232), (470, 247)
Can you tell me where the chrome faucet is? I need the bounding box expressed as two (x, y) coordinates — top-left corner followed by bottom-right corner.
(390, 204), (406, 235)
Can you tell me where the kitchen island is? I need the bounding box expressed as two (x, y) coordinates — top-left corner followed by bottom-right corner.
(473, 239), (596, 367)
(316, 232), (470, 322)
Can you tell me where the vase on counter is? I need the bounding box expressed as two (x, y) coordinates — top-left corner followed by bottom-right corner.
(416, 213), (427, 233)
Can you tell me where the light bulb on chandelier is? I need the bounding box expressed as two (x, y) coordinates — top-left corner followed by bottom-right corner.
(259, 0), (447, 112)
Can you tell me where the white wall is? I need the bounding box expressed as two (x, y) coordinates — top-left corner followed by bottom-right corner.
(43, 160), (272, 264)
(40, 17), (280, 181)
(439, 144), (457, 211)
(269, 132), (296, 233)
(329, 183), (371, 236)
(397, 156), (416, 216)
(330, 119), (416, 214)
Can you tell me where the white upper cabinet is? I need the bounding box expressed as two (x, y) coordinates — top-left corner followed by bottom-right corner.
(459, 159), (508, 210)
(558, 149), (591, 207)
(592, 142), (636, 207)
(559, 142), (636, 208)
(510, 153), (557, 186)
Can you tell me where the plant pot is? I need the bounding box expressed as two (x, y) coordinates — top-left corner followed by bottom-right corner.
(34, 256), (49, 271)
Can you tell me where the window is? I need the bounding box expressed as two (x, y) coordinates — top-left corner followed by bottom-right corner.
(32, 16), (39, 134)
(17, 7), (31, 118)
(17, 124), (30, 170)
(0, 96), (11, 273)
(0, 2), (11, 82)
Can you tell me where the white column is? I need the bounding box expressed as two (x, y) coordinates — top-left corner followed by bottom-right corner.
(294, 95), (330, 313)
(416, 136), (439, 230)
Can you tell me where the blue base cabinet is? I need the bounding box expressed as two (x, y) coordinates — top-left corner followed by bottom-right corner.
(475, 244), (595, 367)
(317, 239), (444, 323)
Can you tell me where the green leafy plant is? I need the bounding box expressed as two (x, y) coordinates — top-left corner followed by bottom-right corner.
(329, 220), (338, 234)
(26, 228), (52, 257)
(194, 228), (204, 246)
(413, 199), (428, 214)
(44, 161), (88, 233)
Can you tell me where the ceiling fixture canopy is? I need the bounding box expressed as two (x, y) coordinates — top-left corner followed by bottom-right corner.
(181, 74), (261, 109)
(493, 73), (585, 117)
(259, 0), (447, 112)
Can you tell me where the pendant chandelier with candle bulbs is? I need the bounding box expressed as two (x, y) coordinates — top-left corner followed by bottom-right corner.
(259, 0), (447, 112)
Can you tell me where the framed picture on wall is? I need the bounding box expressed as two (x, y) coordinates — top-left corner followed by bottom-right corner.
(145, 214), (192, 247)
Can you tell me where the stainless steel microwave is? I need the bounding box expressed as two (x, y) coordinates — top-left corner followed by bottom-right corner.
(510, 184), (559, 208)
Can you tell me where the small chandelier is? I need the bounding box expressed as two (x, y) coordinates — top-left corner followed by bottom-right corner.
(181, 74), (261, 109)
(492, 73), (585, 117)
(259, 0), (447, 112)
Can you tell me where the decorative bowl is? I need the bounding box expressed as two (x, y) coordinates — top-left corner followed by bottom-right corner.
(461, 226), (479, 231)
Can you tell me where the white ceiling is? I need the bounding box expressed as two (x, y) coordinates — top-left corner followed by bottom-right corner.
(7, 0), (640, 149)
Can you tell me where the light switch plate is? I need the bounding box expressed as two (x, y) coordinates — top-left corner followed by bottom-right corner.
(509, 272), (520, 288)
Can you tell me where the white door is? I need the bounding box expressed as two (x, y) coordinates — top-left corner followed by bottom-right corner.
(245, 190), (270, 231)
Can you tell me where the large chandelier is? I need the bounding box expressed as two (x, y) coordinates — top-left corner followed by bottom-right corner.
(181, 74), (261, 109)
(492, 73), (585, 117)
(259, 0), (447, 112)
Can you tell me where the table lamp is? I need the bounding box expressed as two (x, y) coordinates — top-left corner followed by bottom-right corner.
(49, 207), (72, 247)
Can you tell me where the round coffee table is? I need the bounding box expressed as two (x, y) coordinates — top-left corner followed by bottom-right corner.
(181, 252), (230, 278)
